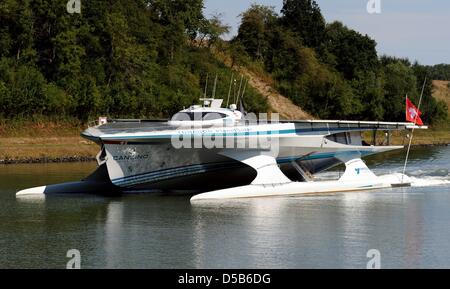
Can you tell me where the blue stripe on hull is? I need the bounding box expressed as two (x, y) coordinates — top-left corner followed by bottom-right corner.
(103, 127), (369, 141)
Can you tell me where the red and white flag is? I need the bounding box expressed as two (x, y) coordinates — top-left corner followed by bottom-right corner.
(406, 96), (424, 126)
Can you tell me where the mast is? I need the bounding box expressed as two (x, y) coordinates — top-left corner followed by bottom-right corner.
(401, 77), (427, 183)
(203, 74), (209, 99)
(235, 75), (243, 104)
(226, 73), (233, 107)
(212, 74), (218, 99)
(239, 79), (248, 114)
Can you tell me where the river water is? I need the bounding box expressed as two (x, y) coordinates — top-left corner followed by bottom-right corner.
(1, 146), (450, 268)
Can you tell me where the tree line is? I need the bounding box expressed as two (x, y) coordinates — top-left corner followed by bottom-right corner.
(422, 64), (450, 81)
(0, 0), (448, 125)
(0, 0), (267, 122)
(229, 1), (448, 125)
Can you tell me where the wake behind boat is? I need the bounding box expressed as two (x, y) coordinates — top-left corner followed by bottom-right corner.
(16, 97), (427, 199)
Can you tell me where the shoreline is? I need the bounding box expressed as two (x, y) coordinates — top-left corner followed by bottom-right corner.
(0, 156), (96, 165)
(1, 122), (449, 165)
(1, 143), (448, 165)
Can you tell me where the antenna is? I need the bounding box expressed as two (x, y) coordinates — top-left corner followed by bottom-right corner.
(203, 74), (209, 99)
(235, 75), (243, 104)
(240, 79), (248, 99)
(212, 74), (218, 99)
(401, 77), (427, 184)
(239, 79), (248, 114)
(226, 73), (233, 107)
(233, 78), (237, 104)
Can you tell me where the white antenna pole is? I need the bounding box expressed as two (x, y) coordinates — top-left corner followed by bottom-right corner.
(234, 79), (238, 103)
(240, 79), (247, 99)
(239, 79), (248, 113)
(235, 75), (243, 104)
(226, 73), (233, 107)
(212, 74), (218, 99)
(203, 74), (209, 99)
(401, 77), (427, 183)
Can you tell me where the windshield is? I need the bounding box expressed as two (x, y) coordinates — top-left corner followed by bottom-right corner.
(202, 112), (227, 120)
(171, 112), (228, 121)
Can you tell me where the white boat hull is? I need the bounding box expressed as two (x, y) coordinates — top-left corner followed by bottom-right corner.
(190, 156), (412, 201)
(190, 173), (411, 201)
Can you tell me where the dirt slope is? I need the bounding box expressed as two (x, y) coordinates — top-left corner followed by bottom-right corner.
(240, 66), (314, 120)
(213, 50), (313, 120)
(432, 80), (450, 113)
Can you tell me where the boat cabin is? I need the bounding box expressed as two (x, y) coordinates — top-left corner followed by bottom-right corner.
(169, 98), (243, 127)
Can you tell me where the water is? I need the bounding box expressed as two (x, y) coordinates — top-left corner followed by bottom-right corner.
(1, 147), (450, 268)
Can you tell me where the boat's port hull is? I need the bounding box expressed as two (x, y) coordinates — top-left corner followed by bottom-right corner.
(16, 180), (121, 197)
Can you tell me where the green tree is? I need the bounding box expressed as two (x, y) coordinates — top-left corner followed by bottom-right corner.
(237, 5), (277, 61)
(228, 40), (249, 69)
(198, 13), (230, 48)
(148, 0), (204, 40)
(324, 22), (379, 80)
(0, 0), (36, 62)
(280, 0), (326, 48)
(351, 70), (385, 120)
(382, 61), (418, 122)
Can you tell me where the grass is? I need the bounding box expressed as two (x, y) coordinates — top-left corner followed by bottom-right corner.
(361, 123), (450, 146)
(0, 137), (98, 161)
(0, 119), (98, 162)
(432, 80), (450, 114)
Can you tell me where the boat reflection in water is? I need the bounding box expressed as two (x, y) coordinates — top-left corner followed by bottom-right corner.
(95, 188), (431, 268)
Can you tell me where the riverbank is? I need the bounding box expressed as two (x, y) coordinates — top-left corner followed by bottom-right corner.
(0, 136), (98, 164)
(0, 121), (98, 164)
(367, 128), (450, 147)
(1, 121), (449, 164)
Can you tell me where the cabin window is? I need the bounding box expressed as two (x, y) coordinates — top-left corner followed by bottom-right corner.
(346, 132), (352, 144)
(203, 112), (227, 121)
(171, 112), (227, 121)
(326, 133), (348, 144)
(172, 112), (193, 121)
(171, 112), (203, 121)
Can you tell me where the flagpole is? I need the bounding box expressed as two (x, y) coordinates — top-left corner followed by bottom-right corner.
(401, 77), (427, 183)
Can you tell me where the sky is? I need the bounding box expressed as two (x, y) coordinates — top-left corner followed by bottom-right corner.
(203, 0), (450, 65)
